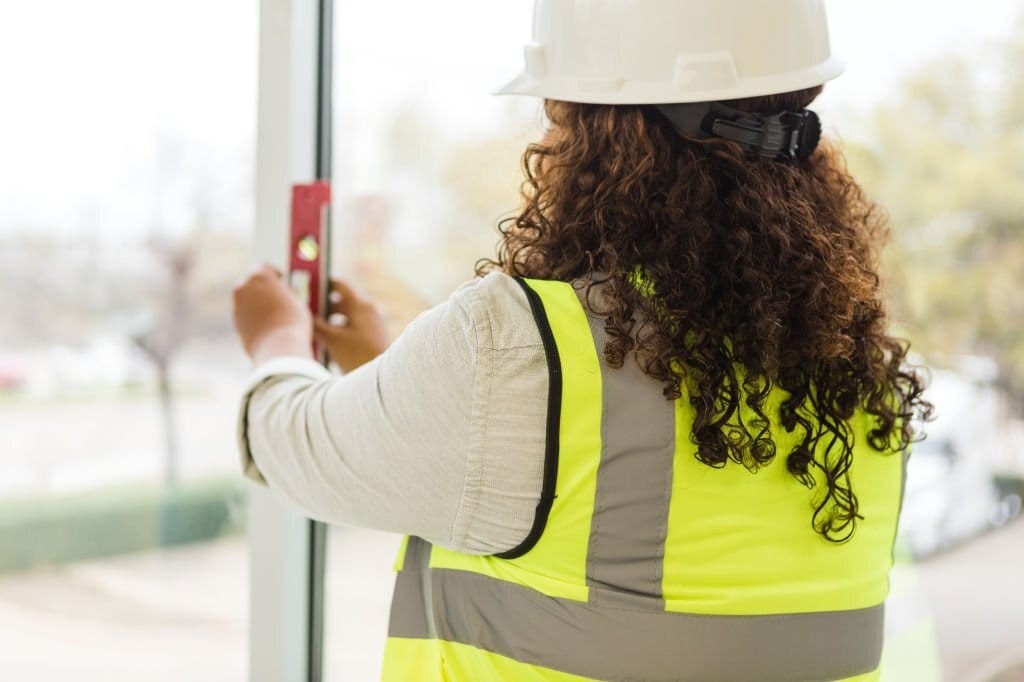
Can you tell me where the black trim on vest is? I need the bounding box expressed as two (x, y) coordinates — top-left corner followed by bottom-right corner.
(495, 278), (563, 560)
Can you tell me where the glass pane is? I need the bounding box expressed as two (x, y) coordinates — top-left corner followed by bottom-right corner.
(322, 1), (1024, 680)
(0, 2), (257, 679)
(827, 4), (1024, 679)
(322, 2), (535, 677)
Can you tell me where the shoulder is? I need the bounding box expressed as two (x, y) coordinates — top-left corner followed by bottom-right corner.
(445, 271), (549, 554)
(449, 271), (543, 352)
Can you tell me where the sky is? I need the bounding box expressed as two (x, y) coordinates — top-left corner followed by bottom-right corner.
(0, 0), (1019, 238)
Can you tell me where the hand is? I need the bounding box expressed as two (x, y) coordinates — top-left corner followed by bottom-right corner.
(232, 264), (313, 364)
(313, 278), (391, 373)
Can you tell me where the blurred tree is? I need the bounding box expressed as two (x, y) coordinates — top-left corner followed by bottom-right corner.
(436, 110), (536, 287)
(0, 139), (251, 489)
(846, 15), (1024, 410)
(124, 135), (251, 488)
(132, 237), (195, 487)
(128, 221), (249, 488)
(342, 32), (1024, 416)
(367, 99), (537, 303)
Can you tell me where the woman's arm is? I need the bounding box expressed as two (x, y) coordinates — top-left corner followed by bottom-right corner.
(233, 271), (547, 555)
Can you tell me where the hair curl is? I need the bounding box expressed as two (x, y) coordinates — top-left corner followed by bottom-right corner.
(477, 89), (933, 543)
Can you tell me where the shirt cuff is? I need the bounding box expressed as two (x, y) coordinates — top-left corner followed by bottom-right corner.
(237, 356), (333, 485)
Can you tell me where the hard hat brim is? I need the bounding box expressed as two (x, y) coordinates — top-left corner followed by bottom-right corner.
(493, 56), (846, 105)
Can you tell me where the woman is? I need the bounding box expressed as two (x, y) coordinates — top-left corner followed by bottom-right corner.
(233, 1), (932, 680)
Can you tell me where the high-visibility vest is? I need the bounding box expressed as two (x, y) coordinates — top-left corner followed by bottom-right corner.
(381, 277), (907, 682)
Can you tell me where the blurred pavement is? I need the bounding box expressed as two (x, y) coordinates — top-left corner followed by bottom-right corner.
(0, 519), (1020, 681)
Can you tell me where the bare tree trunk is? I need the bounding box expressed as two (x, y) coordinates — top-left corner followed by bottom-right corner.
(155, 360), (179, 489)
(132, 239), (195, 493)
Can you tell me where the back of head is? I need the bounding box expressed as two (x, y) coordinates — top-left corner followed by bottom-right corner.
(485, 0), (933, 542)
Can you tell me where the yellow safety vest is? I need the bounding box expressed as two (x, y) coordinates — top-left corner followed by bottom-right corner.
(382, 277), (907, 682)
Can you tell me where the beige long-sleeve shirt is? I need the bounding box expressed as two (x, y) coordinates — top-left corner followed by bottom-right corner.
(237, 271), (548, 555)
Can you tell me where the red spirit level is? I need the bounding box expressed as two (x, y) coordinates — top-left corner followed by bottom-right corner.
(288, 181), (331, 359)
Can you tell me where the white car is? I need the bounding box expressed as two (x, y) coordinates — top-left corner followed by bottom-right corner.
(897, 364), (1023, 558)
(898, 438), (1004, 557)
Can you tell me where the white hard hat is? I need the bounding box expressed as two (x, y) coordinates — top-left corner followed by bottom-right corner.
(497, 0), (845, 105)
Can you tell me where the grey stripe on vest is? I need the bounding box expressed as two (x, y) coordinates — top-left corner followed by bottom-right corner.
(387, 537), (436, 640)
(431, 566), (884, 682)
(579, 284), (676, 609)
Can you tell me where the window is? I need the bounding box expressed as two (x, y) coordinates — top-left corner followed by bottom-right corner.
(4, 1), (1021, 680)
(317, 2), (1024, 680)
(0, 2), (256, 678)
(319, 2), (535, 677)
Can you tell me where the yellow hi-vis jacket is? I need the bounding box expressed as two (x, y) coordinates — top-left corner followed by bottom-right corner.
(382, 277), (907, 682)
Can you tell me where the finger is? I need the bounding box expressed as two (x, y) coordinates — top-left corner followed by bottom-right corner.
(312, 317), (334, 339)
(326, 289), (346, 316)
(326, 277), (365, 306)
(261, 263), (284, 278)
(313, 315), (351, 333)
(313, 316), (351, 341)
(326, 292), (357, 317)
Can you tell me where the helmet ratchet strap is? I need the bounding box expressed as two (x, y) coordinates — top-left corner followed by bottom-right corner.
(655, 103), (822, 162)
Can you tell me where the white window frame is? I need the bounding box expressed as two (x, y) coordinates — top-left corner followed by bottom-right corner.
(249, 1), (333, 680)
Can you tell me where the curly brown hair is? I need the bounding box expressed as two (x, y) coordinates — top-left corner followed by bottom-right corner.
(477, 88), (933, 543)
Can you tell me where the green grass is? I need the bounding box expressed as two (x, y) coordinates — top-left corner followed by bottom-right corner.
(0, 476), (247, 574)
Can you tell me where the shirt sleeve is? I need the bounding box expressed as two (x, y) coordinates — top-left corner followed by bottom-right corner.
(236, 272), (547, 555)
